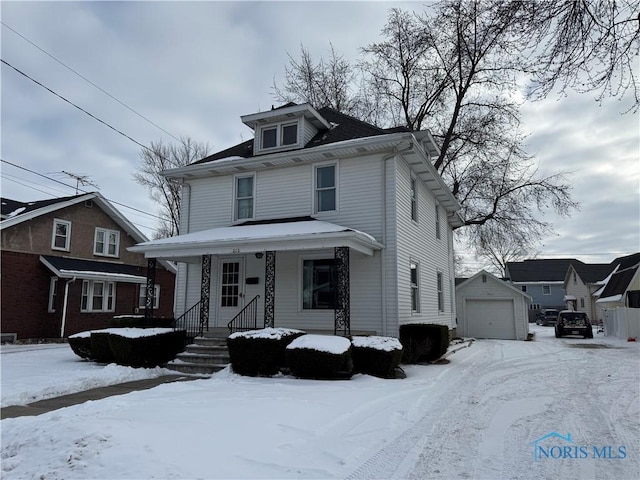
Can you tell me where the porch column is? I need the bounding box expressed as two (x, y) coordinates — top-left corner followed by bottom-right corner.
(200, 254), (212, 336)
(264, 251), (276, 328)
(334, 246), (351, 336)
(144, 258), (157, 321)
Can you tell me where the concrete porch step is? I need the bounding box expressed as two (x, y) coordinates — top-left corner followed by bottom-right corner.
(164, 361), (227, 375)
(165, 331), (231, 376)
(176, 352), (230, 365)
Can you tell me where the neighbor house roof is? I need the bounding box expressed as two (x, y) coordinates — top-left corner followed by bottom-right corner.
(610, 252), (640, 271)
(567, 262), (613, 284)
(40, 255), (147, 284)
(505, 259), (586, 282)
(596, 266), (639, 303)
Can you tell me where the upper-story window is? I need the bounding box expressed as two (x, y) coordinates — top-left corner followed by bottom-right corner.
(521, 285), (527, 293)
(94, 228), (120, 257)
(235, 174), (255, 221)
(259, 121), (298, 151)
(52, 219), (71, 251)
(435, 204), (441, 239)
(315, 164), (336, 213)
(410, 177), (418, 222)
(542, 285), (551, 295)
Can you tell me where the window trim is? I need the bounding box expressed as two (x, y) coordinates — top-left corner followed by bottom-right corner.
(437, 271), (444, 312)
(94, 227), (120, 257)
(233, 173), (256, 221)
(314, 162), (338, 214)
(138, 284), (161, 310)
(256, 119), (301, 152)
(542, 285), (551, 295)
(81, 280), (116, 313)
(51, 219), (72, 251)
(410, 261), (420, 313)
(48, 277), (58, 313)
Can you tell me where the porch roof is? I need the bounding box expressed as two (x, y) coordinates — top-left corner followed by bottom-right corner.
(40, 255), (147, 284)
(128, 218), (384, 261)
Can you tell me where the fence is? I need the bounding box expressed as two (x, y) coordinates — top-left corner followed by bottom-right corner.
(603, 307), (640, 340)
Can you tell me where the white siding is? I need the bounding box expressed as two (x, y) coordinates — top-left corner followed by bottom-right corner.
(255, 166), (312, 219)
(393, 157), (455, 331)
(187, 176), (233, 231)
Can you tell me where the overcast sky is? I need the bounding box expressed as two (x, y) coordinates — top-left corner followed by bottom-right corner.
(1, 1), (638, 272)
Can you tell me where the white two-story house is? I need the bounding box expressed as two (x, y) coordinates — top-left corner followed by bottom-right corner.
(130, 103), (463, 338)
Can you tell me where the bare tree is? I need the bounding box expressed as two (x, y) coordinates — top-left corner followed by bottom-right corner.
(134, 137), (210, 239)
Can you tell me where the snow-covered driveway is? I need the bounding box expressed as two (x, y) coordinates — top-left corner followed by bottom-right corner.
(1, 326), (639, 479)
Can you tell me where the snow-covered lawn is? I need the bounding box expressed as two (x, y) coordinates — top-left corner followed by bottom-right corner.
(2, 326), (639, 479)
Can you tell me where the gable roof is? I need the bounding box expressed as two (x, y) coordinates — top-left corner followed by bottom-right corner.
(456, 270), (532, 300)
(0, 192), (148, 243)
(596, 266), (639, 303)
(506, 259), (586, 282)
(566, 262), (613, 284)
(611, 252), (640, 271)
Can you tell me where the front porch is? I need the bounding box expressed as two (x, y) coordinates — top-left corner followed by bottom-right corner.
(129, 218), (384, 339)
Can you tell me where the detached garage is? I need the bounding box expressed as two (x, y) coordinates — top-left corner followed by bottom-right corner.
(456, 270), (531, 340)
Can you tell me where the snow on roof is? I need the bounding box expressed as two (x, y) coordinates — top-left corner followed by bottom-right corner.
(351, 336), (403, 352)
(228, 327), (305, 340)
(7, 207), (26, 217)
(286, 334), (351, 354)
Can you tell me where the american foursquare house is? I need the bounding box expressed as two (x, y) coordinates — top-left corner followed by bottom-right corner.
(130, 103), (463, 338)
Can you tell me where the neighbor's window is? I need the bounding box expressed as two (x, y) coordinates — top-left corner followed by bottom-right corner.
(410, 261), (420, 312)
(580, 297), (585, 308)
(521, 285), (527, 292)
(542, 285), (551, 295)
(81, 280), (115, 312)
(48, 277), (58, 313)
(437, 271), (444, 312)
(435, 204), (441, 239)
(52, 219), (71, 251)
(410, 177), (418, 221)
(94, 228), (120, 257)
(235, 175), (255, 220)
(315, 164), (336, 212)
(138, 284), (160, 310)
(302, 258), (336, 309)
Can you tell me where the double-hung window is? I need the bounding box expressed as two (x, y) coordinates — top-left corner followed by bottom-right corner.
(302, 258), (336, 309)
(52, 219), (71, 251)
(138, 285), (160, 310)
(435, 204), (441, 240)
(437, 272), (444, 312)
(94, 228), (120, 257)
(542, 285), (551, 295)
(410, 261), (420, 312)
(81, 280), (115, 312)
(410, 177), (418, 221)
(235, 175), (255, 220)
(315, 164), (336, 213)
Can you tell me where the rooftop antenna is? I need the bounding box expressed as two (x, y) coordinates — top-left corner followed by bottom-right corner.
(60, 171), (99, 194)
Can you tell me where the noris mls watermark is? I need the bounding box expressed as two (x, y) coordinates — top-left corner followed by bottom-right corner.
(530, 432), (627, 461)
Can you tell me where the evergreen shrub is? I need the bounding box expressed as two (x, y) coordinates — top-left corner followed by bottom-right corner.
(399, 324), (450, 363)
(351, 336), (403, 378)
(286, 335), (353, 379)
(68, 333), (94, 360)
(108, 330), (186, 367)
(90, 331), (116, 363)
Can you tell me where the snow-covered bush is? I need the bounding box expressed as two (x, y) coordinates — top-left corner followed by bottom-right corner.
(68, 331), (94, 360)
(286, 335), (353, 379)
(109, 315), (174, 328)
(227, 328), (305, 376)
(399, 324), (450, 363)
(351, 336), (403, 378)
(90, 331), (116, 363)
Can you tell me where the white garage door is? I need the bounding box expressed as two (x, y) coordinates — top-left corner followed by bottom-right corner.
(466, 299), (516, 340)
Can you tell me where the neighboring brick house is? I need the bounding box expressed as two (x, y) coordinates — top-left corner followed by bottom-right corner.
(1, 192), (176, 340)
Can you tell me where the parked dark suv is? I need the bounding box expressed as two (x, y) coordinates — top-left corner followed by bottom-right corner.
(536, 309), (560, 326)
(555, 310), (593, 338)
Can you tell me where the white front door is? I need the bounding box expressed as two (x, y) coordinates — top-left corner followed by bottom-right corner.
(217, 257), (245, 327)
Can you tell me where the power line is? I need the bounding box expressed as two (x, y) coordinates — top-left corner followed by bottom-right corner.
(1, 58), (150, 152)
(0, 158), (164, 221)
(0, 21), (183, 144)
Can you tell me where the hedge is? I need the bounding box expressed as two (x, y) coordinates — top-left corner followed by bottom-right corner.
(399, 324), (450, 363)
(286, 335), (353, 380)
(108, 330), (186, 367)
(351, 336), (403, 378)
(108, 315), (174, 328)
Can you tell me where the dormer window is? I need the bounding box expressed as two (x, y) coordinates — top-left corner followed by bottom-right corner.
(259, 121), (299, 151)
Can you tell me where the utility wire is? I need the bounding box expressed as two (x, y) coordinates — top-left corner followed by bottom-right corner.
(1, 58), (151, 152)
(0, 158), (164, 221)
(1, 21), (183, 144)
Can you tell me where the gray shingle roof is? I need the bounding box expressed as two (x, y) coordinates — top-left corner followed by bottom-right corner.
(505, 259), (584, 282)
(1, 194), (88, 219)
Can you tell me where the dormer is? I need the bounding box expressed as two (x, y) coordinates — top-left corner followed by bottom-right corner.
(241, 103), (332, 155)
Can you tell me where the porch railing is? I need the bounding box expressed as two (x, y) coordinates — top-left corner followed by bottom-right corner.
(172, 300), (203, 341)
(228, 295), (260, 334)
